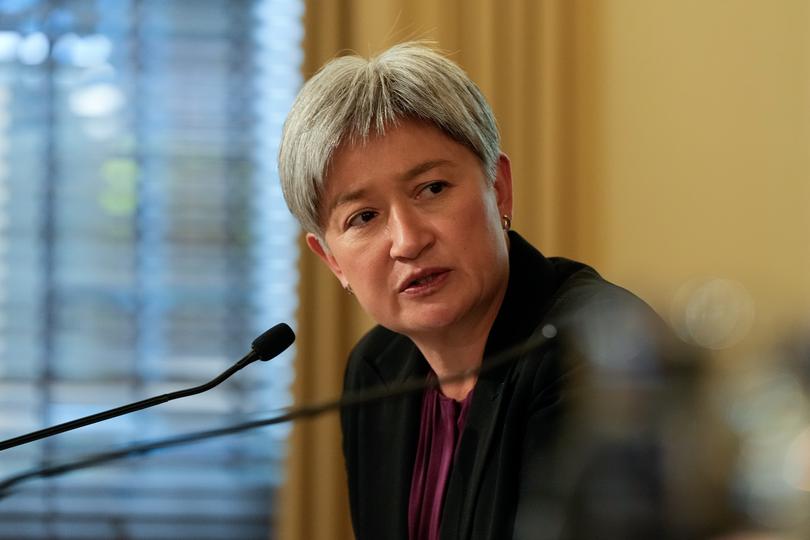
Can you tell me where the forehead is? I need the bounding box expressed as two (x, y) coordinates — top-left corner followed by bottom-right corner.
(322, 119), (475, 198)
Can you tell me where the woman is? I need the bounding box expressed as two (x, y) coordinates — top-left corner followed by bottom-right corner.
(279, 43), (663, 540)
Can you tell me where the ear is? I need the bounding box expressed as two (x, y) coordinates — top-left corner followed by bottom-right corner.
(493, 153), (513, 218)
(305, 233), (347, 286)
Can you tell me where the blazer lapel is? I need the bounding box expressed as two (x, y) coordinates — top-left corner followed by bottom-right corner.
(440, 359), (513, 539)
(362, 337), (427, 538)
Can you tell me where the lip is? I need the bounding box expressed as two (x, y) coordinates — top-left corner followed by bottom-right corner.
(398, 268), (451, 295)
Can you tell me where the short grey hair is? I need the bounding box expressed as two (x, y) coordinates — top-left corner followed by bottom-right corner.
(278, 42), (501, 236)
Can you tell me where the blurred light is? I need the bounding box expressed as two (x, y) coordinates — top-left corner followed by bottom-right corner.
(671, 278), (755, 349)
(51, 32), (79, 64)
(75, 34), (113, 67)
(725, 369), (810, 530)
(727, 371), (804, 437)
(574, 300), (657, 374)
(784, 426), (810, 491)
(53, 33), (112, 67)
(17, 32), (49, 65)
(69, 83), (125, 117)
(0, 32), (21, 63)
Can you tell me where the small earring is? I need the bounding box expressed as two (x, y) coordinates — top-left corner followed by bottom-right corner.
(501, 214), (512, 231)
(344, 283), (354, 295)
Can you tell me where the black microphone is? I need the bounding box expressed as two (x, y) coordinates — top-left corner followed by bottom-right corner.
(0, 326), (558, 498)
(0, 323), (295, 452)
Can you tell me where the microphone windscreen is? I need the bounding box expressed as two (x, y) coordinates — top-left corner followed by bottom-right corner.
(252, 323), (296, 360)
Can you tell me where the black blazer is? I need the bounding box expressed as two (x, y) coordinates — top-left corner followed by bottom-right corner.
(341, 232), (663, 540)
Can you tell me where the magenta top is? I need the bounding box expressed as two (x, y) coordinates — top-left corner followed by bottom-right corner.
(407, 379), (474, 540)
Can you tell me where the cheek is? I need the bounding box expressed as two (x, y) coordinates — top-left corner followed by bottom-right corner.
(483, 188), (505, 224)
(460, 194), (502, 235)
(461, 196), (509, 262)
(332, 243), (389, 288)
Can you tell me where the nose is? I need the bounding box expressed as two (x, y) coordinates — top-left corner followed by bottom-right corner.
(387, 205), (434, 260)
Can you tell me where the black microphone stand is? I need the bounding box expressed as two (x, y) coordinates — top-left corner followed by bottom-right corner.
(0, 327), (555, 498)
(0, 323), (294, 452)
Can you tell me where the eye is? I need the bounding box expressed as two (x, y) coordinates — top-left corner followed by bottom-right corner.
(346, 210), (378, 229)
(419, 181), (448, 198)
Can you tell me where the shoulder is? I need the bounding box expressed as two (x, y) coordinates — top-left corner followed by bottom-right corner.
(505, 232), (661, 341)
(546, 258), (654, 323)
(504, 233), (655, 329)
(506, 234), (669, 379)
(543, 258), (671, 377)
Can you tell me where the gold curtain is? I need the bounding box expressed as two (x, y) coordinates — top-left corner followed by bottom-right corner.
(278, 1), (810, 539)
(277, 1), (576, 539)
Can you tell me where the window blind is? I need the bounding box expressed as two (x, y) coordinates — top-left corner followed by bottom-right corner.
(0, 0), (302, 537)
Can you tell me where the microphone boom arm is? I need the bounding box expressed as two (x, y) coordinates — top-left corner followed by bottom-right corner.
(0, 323), (295, 452)
(0, 327), (554, 498)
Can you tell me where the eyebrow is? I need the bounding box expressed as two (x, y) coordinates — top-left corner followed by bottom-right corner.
(326, 159), (452, 215)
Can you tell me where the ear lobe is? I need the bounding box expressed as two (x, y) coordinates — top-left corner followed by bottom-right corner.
(305, 233), (346, 285)
(494, 153), (513, 218)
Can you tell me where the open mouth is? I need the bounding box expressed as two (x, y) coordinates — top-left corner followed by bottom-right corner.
(409, 273), (441, 287)
(401, 270), (450, 293)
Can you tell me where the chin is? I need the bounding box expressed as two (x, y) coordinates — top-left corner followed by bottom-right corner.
(388, 307), (466, 336)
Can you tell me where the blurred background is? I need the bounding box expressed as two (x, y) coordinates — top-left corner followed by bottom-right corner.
(0, 0), (302, 537)
(0, 0), (808, 539)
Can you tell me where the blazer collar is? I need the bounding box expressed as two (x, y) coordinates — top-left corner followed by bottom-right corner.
(485, 231), (560, 360)
(365, 331), (428, 387)
(442, 231), (561, 538)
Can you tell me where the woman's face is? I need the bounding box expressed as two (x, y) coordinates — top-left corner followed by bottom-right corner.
(306, 119), (512, 340)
